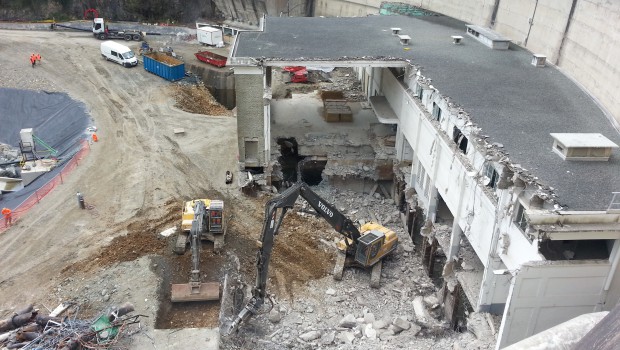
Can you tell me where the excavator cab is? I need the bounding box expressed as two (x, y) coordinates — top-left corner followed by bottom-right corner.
(208, 200), (224, 233)
(354, 230), (386, 266)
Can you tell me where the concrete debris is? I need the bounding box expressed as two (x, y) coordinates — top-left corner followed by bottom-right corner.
(467, 312), (493, 340)
(229, 183), (489, 349)
(363, 312), (375, 324)
(338, 331), (355, 345)
(413, 296), (432, 323)
(392, 317), (411, 332)
(268, 309), (282, 323)
(299, 330), (321, 341)
(423, 295), (440, 308)
(373, 319), (389, 330)
(338, 314), (357, 328)
(363, 323), (377, 339)
(320, 331), (336, 345)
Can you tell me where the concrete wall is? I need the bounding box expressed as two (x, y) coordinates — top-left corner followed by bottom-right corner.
(214, 0), (310, 24)
(186, 63), (236, 109)
(235, 67), (266, 168)
(315, 0), (620, 127)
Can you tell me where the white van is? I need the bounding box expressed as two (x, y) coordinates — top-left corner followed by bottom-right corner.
(100, 41), (138, 67)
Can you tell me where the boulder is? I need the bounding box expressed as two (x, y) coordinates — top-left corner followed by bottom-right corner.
(392, 317), (411, 332)
(364, 324), (377, 339)
(339, 314), (357, 328)
(299, 330), (321, 342)
(268, 309), (281, 323)
(338, 331), (355, 344)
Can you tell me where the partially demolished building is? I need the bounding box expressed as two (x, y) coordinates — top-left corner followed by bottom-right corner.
(230, 14), (620, 348)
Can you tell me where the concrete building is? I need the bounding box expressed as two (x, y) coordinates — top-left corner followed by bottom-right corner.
(230, 13), (620, 350)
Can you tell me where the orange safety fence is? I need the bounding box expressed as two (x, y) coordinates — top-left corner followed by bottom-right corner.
(0, 139), (90, 234)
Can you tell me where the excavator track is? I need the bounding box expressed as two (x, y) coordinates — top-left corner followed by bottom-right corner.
(333, 252), (346, 281)
(370, 259), (382, 288)
(213, 234), (225, 253)
(173, 232), (188, 255)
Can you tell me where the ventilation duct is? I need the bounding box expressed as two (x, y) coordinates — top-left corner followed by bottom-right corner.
(550, 133), (618, 161)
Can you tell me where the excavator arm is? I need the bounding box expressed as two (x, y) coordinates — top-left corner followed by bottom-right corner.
(224, 182), (361, 335)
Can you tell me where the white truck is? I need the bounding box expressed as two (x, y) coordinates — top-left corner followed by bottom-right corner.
(100, 41), (138, 68)
(196, 23), (223, 46)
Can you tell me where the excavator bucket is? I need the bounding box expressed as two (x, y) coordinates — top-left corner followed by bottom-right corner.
(171, 282), (220, 303)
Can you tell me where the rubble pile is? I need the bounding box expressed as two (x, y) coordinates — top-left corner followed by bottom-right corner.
(0, 302), (144, 350)
(317, 68), (365, 102)
(0, 143), (19, 178)
(225, 184), (497, 349)
(170, 82), (232, 116)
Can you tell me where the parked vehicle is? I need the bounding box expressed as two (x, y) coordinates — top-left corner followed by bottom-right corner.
(143, 52), (185, 81)
(196, 23), (223, 46)
(100, 41), (138, 68)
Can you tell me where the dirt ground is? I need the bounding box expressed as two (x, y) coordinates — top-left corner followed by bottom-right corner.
(0, 29), (337, 348)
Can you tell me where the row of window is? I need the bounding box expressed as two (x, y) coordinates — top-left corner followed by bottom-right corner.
(412, 80), (531, 240)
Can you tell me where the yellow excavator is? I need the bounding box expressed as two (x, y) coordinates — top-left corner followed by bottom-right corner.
(175, 199), (226, 254)
(171, 199), (225, 303)
(223, 181), (398, 334)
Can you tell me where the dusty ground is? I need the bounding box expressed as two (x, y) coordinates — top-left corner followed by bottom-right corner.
(0, 28), (336, 349)
(0, 27), (496, 350)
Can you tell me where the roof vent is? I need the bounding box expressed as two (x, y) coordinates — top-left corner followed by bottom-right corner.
(532, 54), (546, 67)
(398, 34), (411, 46)
(465, 25), (510, 50)
(451, 35), (463, 45)
(391, 27), (401, 35)
(550, 133), (619, 161)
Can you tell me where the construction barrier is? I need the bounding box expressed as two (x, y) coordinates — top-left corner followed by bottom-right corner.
(0, 139), (90, 234)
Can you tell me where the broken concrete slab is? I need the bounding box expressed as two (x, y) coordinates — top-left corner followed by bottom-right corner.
(392, 317), (411, 332)
(338, 314), (357, 328)
(338, 331), (355, 344)
(299, 330), (321, 341)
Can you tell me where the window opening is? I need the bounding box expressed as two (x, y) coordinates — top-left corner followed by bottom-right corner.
(539, 239), (613, 260)
(482, 163), (499, 189)
(415, 84), (423, 99)
(514, 202), (528, 234)
(432, 102), (442, 122)
(453, 127), (468, 153)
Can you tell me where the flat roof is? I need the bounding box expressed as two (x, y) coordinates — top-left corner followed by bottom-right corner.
(234, 15), (620, 211)
(551, 133), (619, 148)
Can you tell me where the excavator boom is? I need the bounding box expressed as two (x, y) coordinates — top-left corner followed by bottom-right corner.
(224, 181), (390, 335)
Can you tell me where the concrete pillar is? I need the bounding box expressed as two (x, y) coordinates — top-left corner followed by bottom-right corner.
(447, 222), (462, 261)
(478, 256), (511, 314)
(234, 66), (266, 170)
(427, 187), (439, 223)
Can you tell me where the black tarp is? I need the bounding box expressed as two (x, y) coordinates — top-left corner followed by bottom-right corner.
(0, 88), (91, 209)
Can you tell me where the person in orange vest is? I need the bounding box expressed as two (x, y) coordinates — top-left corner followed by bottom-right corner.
(30, 53), (36, 68)
(2, 207), (12, 228)
(92, 133), (98, 142)
(36, 53), (42, 63)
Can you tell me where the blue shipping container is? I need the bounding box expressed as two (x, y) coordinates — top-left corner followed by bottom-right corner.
(143, 53), (185, 81)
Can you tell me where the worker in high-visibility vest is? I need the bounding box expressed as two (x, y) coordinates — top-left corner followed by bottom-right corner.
(2, 207), (12, 228)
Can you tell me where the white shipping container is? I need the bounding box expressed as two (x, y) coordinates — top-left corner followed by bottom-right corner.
(197, 25), (223, 46)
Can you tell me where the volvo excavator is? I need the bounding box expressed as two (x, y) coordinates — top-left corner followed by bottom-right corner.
(170, 199), (223, 303)
(174, 199), (226, 254)
(223, 181), (398, 334)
